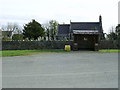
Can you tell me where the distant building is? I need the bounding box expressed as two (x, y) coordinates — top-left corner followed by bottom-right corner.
(2, 31), (13, 39)
(57, 15), (105, 50)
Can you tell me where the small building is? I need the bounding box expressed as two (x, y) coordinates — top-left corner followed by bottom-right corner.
(2, 31), (13, 39)
(57, 15), (105, 50)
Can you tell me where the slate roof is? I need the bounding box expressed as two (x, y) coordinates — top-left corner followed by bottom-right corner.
(58, 21), (103, 35)
(58, 24), (70, 34)
(71, 22), (100, 31)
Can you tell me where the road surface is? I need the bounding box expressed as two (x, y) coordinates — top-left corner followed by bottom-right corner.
(2, 51), (118, 88)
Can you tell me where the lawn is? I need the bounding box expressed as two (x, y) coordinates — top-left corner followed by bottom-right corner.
(99, 49), (120, 53)
(0, 49), (66, 57)
(1, 49), (119, 57)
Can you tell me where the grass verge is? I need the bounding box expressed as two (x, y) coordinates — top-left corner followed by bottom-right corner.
(1, 49), (119, 57)
(99, 49), (120, 53)
(0, 49), (67, 57)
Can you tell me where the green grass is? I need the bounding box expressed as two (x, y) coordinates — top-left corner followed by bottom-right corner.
(99, 49), (120, 53)
(1, 49), (119, 57)
(0, 49), (67, 57)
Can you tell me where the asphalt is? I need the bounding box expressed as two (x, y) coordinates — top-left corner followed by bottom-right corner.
(2, 51), (118, 88)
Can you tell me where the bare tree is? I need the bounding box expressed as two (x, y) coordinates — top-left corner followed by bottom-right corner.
(43, 20), (58, 41)
(109, 26), (116, 33)
(1, 23), (22, 34)
(42, 23), (51, 41)
(49, 20), (58, 41)
(107, 26), (117, 40)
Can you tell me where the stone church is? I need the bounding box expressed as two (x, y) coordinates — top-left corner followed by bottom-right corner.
(57, 15), (105, 50)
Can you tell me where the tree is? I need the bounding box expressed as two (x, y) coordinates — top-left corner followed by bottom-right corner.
(23, 19), (45, 40)
(42, 23), (50, 41)
(116, 24), (120, 40)
(43, 20), (58, 41)
(107, 32), (117, 40)
(1, 23), (22, 41)
(1, 23), (22, 33)
(49, 20), (58, 40)
(12, 34), (23, 40)
(107, 26), (117, 40)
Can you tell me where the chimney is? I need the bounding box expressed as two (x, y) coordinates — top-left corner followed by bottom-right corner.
(99, 15), (102, 23)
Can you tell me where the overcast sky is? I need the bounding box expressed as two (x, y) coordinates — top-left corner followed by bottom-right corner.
(0, 0), (119, 33)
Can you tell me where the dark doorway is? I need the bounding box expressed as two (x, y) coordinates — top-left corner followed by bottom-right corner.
(73, 34), (99, 50)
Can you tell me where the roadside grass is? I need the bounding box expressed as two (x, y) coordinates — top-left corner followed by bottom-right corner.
(1, 49), (119, 57)
(99, 49), (120, 53)
(0, 49), (67, 57)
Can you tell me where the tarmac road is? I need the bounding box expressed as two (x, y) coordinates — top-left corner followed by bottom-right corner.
(2, 51), (118, 88)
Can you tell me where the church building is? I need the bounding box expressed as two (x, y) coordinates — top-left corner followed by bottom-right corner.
(57, 15), (104, 50)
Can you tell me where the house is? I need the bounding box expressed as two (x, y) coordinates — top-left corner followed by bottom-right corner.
(57, 15), (104, 50)
(2, 31), (13, 39)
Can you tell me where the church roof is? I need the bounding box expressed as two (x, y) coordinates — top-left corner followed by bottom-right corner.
(58, 16), (103, 35)
(70, 22), (100, 31)
(58, 24), (70, 34)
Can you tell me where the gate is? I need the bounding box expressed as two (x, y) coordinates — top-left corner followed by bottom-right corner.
(73, 34), (99, 50)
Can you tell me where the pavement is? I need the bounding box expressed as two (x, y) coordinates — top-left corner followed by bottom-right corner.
(2, 51), (118, 88)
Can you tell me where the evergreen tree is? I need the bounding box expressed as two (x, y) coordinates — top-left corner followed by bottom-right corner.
(116, 24), (120, 40)
(23, 20), (45, 40)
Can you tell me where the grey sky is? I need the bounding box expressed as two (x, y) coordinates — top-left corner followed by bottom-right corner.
(0, 0), (119, 33)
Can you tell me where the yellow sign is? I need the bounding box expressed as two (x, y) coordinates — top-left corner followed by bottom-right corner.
(64, 45), (71, 51)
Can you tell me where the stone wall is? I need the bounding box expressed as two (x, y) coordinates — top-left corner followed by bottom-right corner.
(2, 41), (73, 50)
(2, 40), (119, 50)
(98, 40), (119, 49)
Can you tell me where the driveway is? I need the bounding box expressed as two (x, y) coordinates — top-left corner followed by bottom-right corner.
(2, 51), (118, 88)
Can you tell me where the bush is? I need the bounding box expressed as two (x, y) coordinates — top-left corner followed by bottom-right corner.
(12, 34), (23, 40)
(2, 37), (12, 41)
